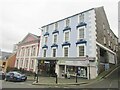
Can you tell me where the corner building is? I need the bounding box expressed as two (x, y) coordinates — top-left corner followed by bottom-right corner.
(38, 7), (118, 79)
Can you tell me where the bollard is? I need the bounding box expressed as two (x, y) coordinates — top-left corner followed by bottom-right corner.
(76, 73), (77, 83)
(55, 73), (58, 84)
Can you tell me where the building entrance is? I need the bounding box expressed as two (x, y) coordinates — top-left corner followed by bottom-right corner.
(39, 60), (56, 77)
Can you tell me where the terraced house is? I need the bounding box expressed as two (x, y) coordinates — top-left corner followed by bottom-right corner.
(15, 33), (40, 72)
(38, 7), (118, 79)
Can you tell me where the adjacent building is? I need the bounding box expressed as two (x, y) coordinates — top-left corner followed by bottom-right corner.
(15, 33), (40, 72)
(0, 51), (16, 72)
(38, 6), (118, 79)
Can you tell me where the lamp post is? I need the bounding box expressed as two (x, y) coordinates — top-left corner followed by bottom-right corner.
(86, 55), (90, 80)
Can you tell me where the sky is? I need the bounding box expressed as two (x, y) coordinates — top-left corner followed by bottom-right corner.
(0, 0), (119, 52)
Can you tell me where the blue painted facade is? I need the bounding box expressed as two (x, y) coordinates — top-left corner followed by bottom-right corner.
(39, 9), (96, 58)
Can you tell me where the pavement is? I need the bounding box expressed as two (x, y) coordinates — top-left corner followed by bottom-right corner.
(32, 64), (120, 87)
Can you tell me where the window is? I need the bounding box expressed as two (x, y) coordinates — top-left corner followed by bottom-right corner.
(55, 22), (58, 30)
(31, 46), (36, 56)
(79, 46), (84, 56)
(108, 41), (111, 46)
(65, 18), (70, 27)
(53, 35), (57, 43)
(20, 59), (23, 67)
(64, 47), (68, 57)
(52, 49), (56, 57)
(44, 37), (48, 44)
(104, 36), (106, 44)
(79, 28), (84, 39)
(25, 60), (28, 68)
(79, 14), (84, 23)
(65, 32), (69, 42)
(31, 60), (34, 68)
(16, 60), (19, 67)
(43, 49), (47, 57)
(46, 26), (49, 32)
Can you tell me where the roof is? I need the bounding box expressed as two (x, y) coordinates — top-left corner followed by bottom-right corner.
(41, 8), (94, 28)
(0, 51), (12, 60)
(18, 33), (40, 45)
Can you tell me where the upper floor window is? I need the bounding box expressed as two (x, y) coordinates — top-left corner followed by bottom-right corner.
(31, 46), (36, 56)
(43, 49), (47, 57)
(79, 14), (84, 23)
(53, 34), (57, 44)
(26, 47), (30, 56)
(44, 36), (48, 44)
(45, 26), (49, 32)
(64, 31), (70, 42)
(78, 28), (84, 39)
(52, 49), (56, 57)
(78, 46), (84, 56)
(65, 18), (70, 27)
(104, 36), (106, 45)
(64, 47), (68, 57)
(55, 22), (58, 30)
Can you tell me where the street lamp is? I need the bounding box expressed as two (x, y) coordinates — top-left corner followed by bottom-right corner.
(86, 55), (90, 80)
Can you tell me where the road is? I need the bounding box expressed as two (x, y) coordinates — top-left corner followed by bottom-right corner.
(75, 65), (120, 89)
(1, 66), (120, 89)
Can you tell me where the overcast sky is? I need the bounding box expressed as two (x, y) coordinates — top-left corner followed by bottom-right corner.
(0, 0), (119, 52)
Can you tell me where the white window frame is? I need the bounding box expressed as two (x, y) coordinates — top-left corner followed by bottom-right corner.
(52, 34), (58, 44)
(42, 48), (47, 57)
(77, 44), (86, 57)
(30, 59), (34, 69)
(77, 26), (86, 41)
(104, 36), (106, 44)
(63, 46), (69, 57)
(54, 22), (59, 30)
(45, 26), (49, 32)
(44, 36), (48, 45)
(64, 18), (71, 27)
(51, 47), (57, 57)
(78, 13), (84, 23)
(64, 31), (70, 42)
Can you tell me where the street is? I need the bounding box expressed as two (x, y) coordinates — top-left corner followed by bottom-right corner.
(74, 65), (120, 89)
(1, 66), (120, 89)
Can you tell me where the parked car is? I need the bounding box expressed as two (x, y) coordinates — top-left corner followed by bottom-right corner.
(5, 71), (27, 82)
(0, 71), (5, 80)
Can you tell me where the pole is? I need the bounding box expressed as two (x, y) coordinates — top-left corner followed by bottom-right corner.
(36, 60), (39, 83)
(55, 73), (58, 84)
(76, 67), (78, 83)
(89, 64), (90, 80)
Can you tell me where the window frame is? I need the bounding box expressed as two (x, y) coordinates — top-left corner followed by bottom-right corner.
(64, 31), (70, 42)
(77, 44), (86, 57)
(77, 26), (86, 41)
(63, 46), (69, 57)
